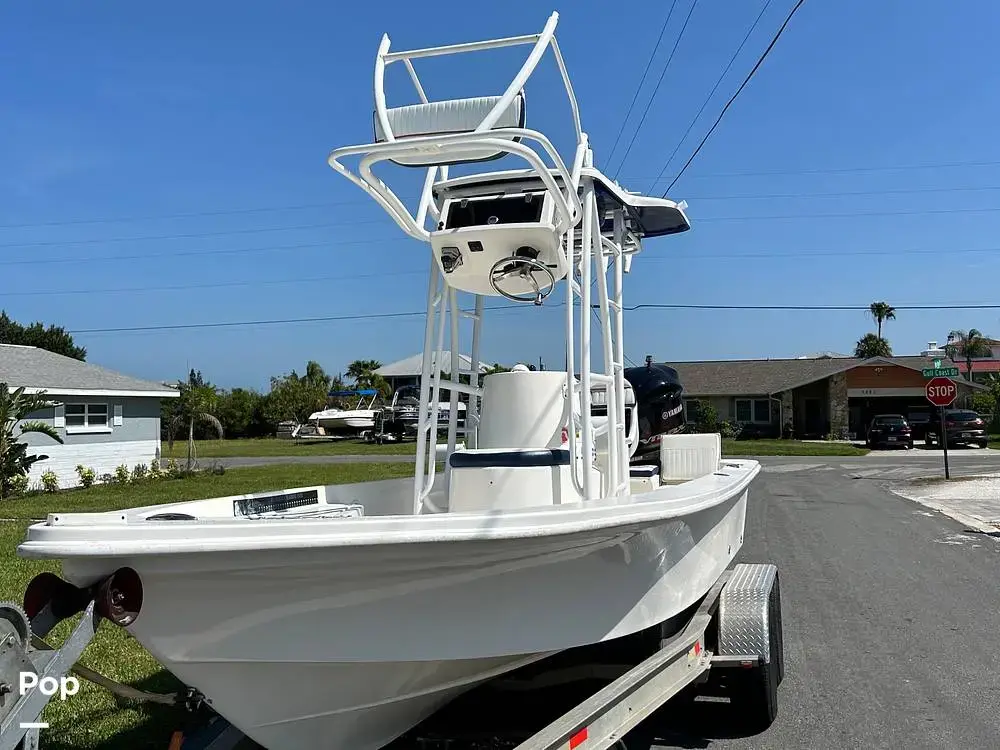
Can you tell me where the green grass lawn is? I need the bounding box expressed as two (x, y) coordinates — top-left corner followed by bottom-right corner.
(162, 436), (875, 460)
(722, 439), (870, 456)
(0, 462), (415, 748)
(160, 437), (417, 459)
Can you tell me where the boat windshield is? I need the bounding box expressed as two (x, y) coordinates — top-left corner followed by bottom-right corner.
(394, 386), (421, 405)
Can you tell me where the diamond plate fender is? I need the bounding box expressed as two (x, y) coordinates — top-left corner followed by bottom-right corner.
(716, 562), (779, 664)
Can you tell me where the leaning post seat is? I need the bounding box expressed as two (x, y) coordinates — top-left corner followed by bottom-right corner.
(447, 370), (600, 512)
(373, 92), (526, 168)
(658, 433), (722, 483)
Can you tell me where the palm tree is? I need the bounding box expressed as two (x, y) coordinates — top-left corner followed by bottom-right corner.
(167, 381), (223, 471)
(0, 383), (63, 499)
(345, 359), (390, 398)
(346, 359), (382, 386)
(868, 301), (896, 340)
(945, 329), (993, 382)
(854, 333), (891, 358)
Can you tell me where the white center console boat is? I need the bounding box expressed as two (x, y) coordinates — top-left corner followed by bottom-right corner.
(9, 13), (770, 750)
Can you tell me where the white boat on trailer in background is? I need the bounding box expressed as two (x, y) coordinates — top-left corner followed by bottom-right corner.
(305, 388), (380, 436)
(6, 12), (784, 750)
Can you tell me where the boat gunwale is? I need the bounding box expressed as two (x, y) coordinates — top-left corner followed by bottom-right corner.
(16, 460), (759, 558)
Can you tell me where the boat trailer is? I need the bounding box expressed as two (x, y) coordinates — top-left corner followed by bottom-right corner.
(0, 563), (782, 750)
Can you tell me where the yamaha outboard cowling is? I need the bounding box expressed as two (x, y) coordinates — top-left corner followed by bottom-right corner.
(624, 360), (685, 464)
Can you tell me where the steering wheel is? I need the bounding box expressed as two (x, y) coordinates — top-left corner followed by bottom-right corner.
(488, 256), (556, 305)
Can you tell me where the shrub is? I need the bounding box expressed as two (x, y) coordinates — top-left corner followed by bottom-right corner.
(113, 464), (130, 485)
(40, 470), (59, 493)
(148, 459), (164, 480)
(7, 474), (29, 497)
(131, 463), (149, 483)
(718, 421), (740, 439)
(684, 399), (718, 433)
(75, 464), (96, 489)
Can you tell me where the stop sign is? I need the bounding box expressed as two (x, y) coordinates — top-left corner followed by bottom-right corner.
(925, 377), (957, 407)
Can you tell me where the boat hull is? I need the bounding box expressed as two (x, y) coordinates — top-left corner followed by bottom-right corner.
(312, 410), (378, 433)
(53, 486), (749, 750)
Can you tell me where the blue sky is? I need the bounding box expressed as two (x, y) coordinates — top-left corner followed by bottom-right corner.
(3, 0), (1000, 390)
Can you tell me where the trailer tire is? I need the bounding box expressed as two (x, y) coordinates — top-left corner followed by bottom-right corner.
(772, 574), (785, 685)
(733, 575), (782, 730)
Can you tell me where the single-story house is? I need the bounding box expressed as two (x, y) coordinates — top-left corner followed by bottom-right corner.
(1, 343), (179, 488)
(666, 355), (986, 440)
(375, 350), (491, 393)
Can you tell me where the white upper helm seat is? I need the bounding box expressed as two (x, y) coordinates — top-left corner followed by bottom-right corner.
(371, 89), (570, 304)
(374, 93), (526, 168)
(447, 367), (600, 513)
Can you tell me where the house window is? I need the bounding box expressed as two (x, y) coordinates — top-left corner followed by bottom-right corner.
(65, 403), (109, 430)
(735, 398), (771, 424)
(684, 399), (702, 423)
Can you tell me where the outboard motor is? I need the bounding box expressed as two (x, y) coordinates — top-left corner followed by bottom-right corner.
(624, 357), (685, 464)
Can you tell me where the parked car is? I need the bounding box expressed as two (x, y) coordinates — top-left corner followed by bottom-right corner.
(924, 409), (989, 448)
(905, 410), (932, 441)
(865, 414), (913, 449)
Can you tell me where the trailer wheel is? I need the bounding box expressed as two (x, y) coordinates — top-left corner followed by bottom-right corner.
(733, 574), (782, 730)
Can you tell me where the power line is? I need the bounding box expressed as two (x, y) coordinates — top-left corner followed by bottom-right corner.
(0, 217), (389, 250)
(0, 237), (405, 267)
(603, 0), (680, 170)
(695, 206), (1000, 221)
(686, 184), (1000, 200)
(0, 269), (427, 297)
(15, 203), (1000, 268)
(672, 158), (1000, 179)
(649, 0), (775, 191)
(8, 167), (1000, 234)
(70, 300), (1000, 336)
(612, 0), (701, 179)
(662, 0), (809, 196)
(3, 242), (994, 298)
(6, 229), (1000, 276)
(643, 245), (1000, 261)
(0, 200), (344, 230)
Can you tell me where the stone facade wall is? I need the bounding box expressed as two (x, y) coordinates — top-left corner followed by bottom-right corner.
(779, 390), (794, 438)
(828, 371), (849, 438)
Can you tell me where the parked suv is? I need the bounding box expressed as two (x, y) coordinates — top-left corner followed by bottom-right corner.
(924, 409), (989, 448)
(905, 410), (932, 441)
(866, 414), (913, 449)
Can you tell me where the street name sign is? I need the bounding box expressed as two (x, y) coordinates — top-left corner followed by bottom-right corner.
(921, 366), (960, 378)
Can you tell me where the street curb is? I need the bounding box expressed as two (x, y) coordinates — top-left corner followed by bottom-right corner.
(888, 488), (1000, 537)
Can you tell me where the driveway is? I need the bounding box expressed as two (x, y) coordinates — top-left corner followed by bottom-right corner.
(647, 455), (1000, 749)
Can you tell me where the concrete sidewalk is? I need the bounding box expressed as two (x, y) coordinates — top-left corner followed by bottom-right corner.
(888, 472), (1000, 536)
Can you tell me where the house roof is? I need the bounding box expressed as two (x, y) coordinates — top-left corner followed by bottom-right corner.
(376, 350), (490, 378)
(0, 344), (179, 397)
(795, 351), (852, 359)
(957, 360), (1000, 373)
(664, 355), (980, 396)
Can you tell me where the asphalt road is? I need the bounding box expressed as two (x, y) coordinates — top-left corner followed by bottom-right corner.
(214, 445), (1000, 469)
(646, 456), (1000, 750)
